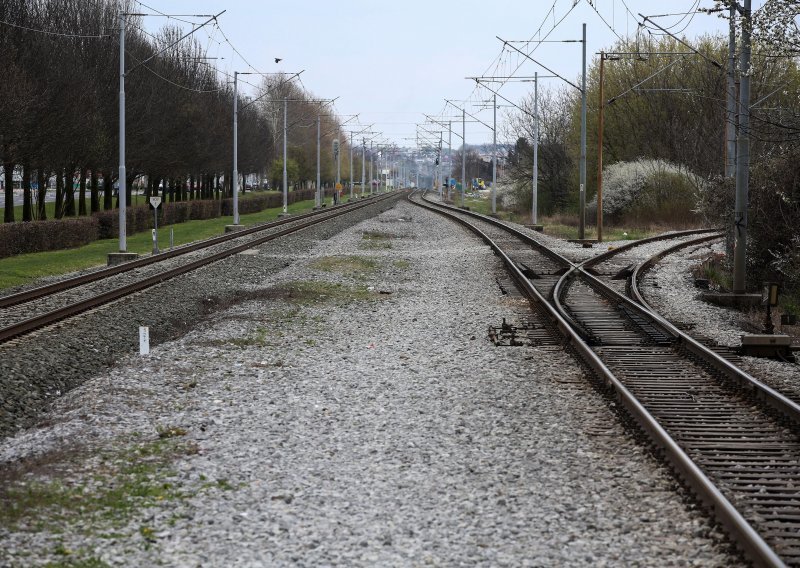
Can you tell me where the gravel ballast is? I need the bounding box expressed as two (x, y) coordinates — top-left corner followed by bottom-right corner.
(1, 200), (735, 566)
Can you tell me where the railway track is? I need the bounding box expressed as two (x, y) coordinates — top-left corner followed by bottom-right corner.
(0, 193), (397, 344)
(411, 191), (800, 567)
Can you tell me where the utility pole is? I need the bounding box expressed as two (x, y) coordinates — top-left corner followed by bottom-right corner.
(492, 92), (497, 214)
(232, 71), (241, 225)
(726, 2), (737, 177)
(733, 0), (751, 293)
(115, 11), (219, 258)
(579, 22), (587, 240)
(336, 127), (341, 194)
(438, 131), (443, 198)
(532, 71), (540, 227)
(596, 58), (604, 241)
(282, 98), (288, 213)
(315, 114), (321, 208)
(447, 120), (452, 200)
(461, 108), (466, 207)
(118, 11), (127, 252)
(369, 141), (373, 195)
(361, 138), (366, 198)
(349, 131), (354, 200)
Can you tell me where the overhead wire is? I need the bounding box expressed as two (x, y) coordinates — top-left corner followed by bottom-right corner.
(0, 18), (111, 38)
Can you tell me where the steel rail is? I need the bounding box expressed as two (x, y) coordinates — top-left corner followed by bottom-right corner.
(0, 192), (399, 343)
(418, 192), (575, 268)
(408, 191), (785, 567)
(552, 236), (794, 567)
(583, 228), (722, 269)
(626, 235), (800, 422)
(0, 195), (379, 310)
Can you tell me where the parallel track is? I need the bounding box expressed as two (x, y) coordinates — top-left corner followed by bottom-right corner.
(411, 191), (800, 567)
(0, 193), (398, 343)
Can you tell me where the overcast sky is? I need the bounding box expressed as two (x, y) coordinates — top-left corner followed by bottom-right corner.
(137, 0), (764, 146)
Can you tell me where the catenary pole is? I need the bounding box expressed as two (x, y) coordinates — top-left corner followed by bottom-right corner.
(461, 107), (466, 207)
(315, 114), (321, 208)
(282, 98), (288, 213)
(492, 93), (497, 214)
(533, 71), (539, 226)
(361, 139), (365, 198)
(579, 22), (587, 240)
(118, 12), (127, 252)
(733, 0), (751, 292)
(349, 131), (354, 200)
(726, 2), (737, 177)
(596, 59), (603, 241)
(232, 71), (240, 224)
(336, 127), (341, 189)
(447, 120), (452, 200)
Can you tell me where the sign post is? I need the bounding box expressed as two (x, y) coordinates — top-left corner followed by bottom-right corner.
(150, 196), (162, 255)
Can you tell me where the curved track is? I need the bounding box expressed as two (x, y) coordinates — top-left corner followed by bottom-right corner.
(411, 191), (800, 567)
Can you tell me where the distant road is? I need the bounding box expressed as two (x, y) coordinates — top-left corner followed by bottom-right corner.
(0, 189), (57, 209)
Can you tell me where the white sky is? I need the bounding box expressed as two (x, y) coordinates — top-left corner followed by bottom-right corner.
(137, 0), (765, 146)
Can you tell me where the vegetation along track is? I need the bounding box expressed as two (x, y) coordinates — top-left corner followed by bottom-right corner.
(411, 190), (800, 567)
(0, 192), (397, 343)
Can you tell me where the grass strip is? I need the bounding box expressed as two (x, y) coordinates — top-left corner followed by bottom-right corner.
(0, 196), (324, 291)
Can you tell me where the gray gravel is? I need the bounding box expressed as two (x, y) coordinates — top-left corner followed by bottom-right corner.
(0, 200), (735, 566)
(643, 240), (800, 401)
(0, 196), (400, 438)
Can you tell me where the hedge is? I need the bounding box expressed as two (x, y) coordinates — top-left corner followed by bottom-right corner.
(0, 189), (327, 258)
(95, 198), (222, 239)
(0, 217), (99, 258)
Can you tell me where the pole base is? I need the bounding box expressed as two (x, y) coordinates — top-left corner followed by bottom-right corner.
(525, 224), (544, 232)
(224, 224), (247, 233)
(107, 252), (139, 266)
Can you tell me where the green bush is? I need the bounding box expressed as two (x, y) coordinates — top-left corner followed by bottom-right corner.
(588, 159), (703, 225)
(0, 190), (322, 258)
(698, 149), (800, 297)
(0, 217), (99, 258)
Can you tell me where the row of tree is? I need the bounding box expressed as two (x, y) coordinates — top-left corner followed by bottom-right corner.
(497, 5), (800, 292)
(0, 0), (365, 224)
(501, 31), (800, 215)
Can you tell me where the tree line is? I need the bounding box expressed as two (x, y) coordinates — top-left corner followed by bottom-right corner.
(500, 8), (800, 293)
(0, 0), (360, 224)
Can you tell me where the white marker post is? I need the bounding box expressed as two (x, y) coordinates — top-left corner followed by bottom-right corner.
(150, 196), (161, 255)
(139, 326), (150, 355)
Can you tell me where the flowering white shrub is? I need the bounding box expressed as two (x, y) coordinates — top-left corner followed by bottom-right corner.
(590, 158), (703, 220)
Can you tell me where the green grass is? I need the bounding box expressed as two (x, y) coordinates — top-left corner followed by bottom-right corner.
(459, 197), (659, 241)
(310, 255), (378, 277)
(230, 326), (270, 348)
(0, 437), (195, 530)
(541, 224), (655, 241)
(0, 196), (324, 291)
(267, 280), (376, 305)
